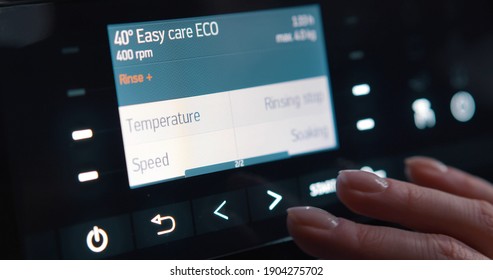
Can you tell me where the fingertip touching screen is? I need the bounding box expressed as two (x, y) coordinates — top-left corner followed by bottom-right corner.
(107, 5), (338, 189)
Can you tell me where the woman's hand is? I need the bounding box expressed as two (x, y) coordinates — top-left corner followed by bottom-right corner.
(287, 156), (493, 259)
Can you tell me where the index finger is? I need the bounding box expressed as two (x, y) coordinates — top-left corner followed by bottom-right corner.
(405, 156), (493, 204)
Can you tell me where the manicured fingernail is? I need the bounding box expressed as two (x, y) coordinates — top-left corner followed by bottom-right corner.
(287, 206), (339, 230)
(405, 156), (448, 173)
(337, 170), (388, 193)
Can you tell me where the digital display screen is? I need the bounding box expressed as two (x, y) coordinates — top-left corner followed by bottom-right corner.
(108, 5), (337, 188)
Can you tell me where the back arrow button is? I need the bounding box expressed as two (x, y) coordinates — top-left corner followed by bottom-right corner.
(213, 200), (229, 220)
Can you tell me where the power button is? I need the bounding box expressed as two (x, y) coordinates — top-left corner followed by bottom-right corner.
(86, 226), (109, 253)
(60, 215), (133, 259)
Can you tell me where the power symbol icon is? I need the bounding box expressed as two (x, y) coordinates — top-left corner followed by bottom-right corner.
(86, 226), (109, 253)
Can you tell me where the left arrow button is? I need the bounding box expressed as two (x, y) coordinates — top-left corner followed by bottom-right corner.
(213, 200), (229, 220)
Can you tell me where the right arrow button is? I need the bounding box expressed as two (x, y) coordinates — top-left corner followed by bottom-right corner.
(247, 179), (299, 221)
(267, 190), (282, 211)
